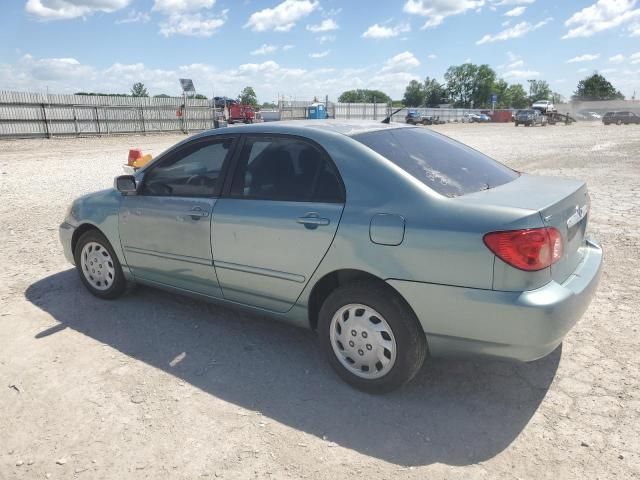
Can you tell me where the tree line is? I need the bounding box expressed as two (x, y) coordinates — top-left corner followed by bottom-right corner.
(339, 67), (624, 109)
(75, 69), (625, 110)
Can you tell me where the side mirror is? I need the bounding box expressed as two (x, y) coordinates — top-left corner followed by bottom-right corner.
(115, 175), (138, 195)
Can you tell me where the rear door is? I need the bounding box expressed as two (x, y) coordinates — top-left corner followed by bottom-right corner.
(119, 136), (235, 297)
(211, 134), (345, 312)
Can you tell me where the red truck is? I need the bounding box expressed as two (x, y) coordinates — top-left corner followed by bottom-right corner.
(227, 102), (255, 124)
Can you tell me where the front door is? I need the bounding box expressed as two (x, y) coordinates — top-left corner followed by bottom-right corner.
(212, 135), (345, 312)
(119, 136), (235, 297)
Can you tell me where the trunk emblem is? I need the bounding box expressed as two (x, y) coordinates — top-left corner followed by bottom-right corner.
(566, 204), (588, 229)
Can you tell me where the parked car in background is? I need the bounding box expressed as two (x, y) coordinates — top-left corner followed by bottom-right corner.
(514, 109), (548, 127)
(462, 112), (490, 123)
(60, 121), (602, 393)
(532, 100), (556, 113)
(603, 111), (640, 125)
(405, 110), (429, 125)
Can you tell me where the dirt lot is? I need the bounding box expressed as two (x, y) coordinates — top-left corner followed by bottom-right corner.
(1, 122), (639, 480)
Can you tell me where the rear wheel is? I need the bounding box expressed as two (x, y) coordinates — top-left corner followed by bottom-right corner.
(74, 230), (127, 300)
(318, 282), (427, 393)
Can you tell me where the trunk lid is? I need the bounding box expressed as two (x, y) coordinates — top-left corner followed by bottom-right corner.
(455, 174), (590, 283)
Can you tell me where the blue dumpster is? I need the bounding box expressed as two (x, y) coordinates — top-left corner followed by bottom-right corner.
(307, 103), (327, 119)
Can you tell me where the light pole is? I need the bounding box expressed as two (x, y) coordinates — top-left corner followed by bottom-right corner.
(527, 79), (535, 104)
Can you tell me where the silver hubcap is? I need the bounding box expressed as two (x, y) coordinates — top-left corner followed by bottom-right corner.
(329, 303), (397, 380)
(80, 241), (115, 291)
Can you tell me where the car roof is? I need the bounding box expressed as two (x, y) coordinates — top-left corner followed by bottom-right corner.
(198, 120), (411, 138)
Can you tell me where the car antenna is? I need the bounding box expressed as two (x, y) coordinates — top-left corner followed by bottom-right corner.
(381, 108), (404, 124)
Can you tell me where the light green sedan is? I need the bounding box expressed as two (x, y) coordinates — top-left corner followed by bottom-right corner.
(60, 121), (602, 392)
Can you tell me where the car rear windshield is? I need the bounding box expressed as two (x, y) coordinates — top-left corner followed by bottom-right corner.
(352, 127), (519, 197)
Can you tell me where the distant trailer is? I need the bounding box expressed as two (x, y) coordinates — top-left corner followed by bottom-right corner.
(544, 112), (576, 125)
(532, 106), (576, 125)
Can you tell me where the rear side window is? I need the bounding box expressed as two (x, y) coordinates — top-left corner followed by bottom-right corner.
(230, 136), (344, 203)
(353, 127), (519, 198)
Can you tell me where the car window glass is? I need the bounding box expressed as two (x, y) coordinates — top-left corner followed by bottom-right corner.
(353, 127), (519, 198)
(142, 138), (232, 197)
(230, 136), (344, 203)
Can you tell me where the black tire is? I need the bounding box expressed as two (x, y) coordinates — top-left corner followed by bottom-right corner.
(74, 229), (127, 300)
(515, 122), (519, 127)
(318, 281), (427, 393)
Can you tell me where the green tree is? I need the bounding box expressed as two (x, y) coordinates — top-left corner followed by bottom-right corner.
(528, 80), (552, 102)
(550, 92), (565, 104)
(338, 89), (391, 103)
(153, 94), (171, 98)
(506, 84), (529, 109)
(238, 86), (258, 106)
(130, 82), (149, 97)
(424, 77), (445, 106)
(402, 80), (426, 107)
(444, 63), (496, 108)
(492, 79), (510, 108)
(573, 73), (624, 101)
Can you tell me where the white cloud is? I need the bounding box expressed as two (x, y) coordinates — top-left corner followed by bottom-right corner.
(115, 9), (150, 24)
(245, 0), (318, 32)
(493, 0), (534, 4)
(317, 35), (335, 44)
(19, 54), (96, 81)
(609, 53), (625, 63)
(629, 21), (640, 35)
(563, 0), (640, 39)
(362, 23), (411, 38)
(507, 59), (525, 68)
(600, 67), (618, 72)
(25, 0), (130, 20)
(577, 67), (589, 72)
(502, 19), (511, 26)
(631, 52), (640, 63)
(428, 53), (437, 59)
(381, 51), (420, 72)
(153, 0), (215, 14)
(504, 6), (526, 16)
(159, 10), (227, 37)
(251, 44), (278, 55)
(0, 54), (415, 101)
(282, 44), (295, 50)
(566, 53), (600, 63)
(476, 17), (552, 44)
(502, 69), (540, 78)
(306, 18), (338, 32)
(403, 0), (485, 29)
(309, 50), (330, 58)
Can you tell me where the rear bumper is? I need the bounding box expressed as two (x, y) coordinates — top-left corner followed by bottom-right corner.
(387, 239), (603, 362)
(59, 221), (76, 265)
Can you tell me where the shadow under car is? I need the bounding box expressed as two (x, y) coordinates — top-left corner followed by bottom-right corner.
(25, 269), (561, 467)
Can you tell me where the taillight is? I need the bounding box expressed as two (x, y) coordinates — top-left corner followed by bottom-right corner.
(483, 227), (563, 271)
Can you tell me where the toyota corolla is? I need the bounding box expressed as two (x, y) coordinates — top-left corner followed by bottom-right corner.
(60, 121), (602, 392)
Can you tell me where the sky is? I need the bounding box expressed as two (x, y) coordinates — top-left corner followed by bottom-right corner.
(1, 0), (639, 103)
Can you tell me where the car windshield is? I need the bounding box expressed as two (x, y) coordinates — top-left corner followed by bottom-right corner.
(353, 127), (519, 197)
(519, 110), (535, 114)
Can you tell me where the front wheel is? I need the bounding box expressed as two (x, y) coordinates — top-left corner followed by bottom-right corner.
(318, 282), (427, 393)
(74, 230), (127, 299)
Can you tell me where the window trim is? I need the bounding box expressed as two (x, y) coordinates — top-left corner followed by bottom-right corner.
(139, 135), (238, 198)
(221, 133), (346, 204)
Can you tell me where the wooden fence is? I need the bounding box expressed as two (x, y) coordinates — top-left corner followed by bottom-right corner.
(0, 91), (217, 138)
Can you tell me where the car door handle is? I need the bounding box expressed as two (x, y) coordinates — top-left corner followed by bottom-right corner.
(189, 206), (210, 219)
(297, 213), (330, 228)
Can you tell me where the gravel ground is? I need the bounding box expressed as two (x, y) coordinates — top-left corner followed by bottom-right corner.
(0, 122), (639, 480)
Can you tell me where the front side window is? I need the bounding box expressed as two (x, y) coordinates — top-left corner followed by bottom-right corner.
(353, 127), (519, 198)
(230, 136), (344, 203)
(142, 138), (233, 197)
